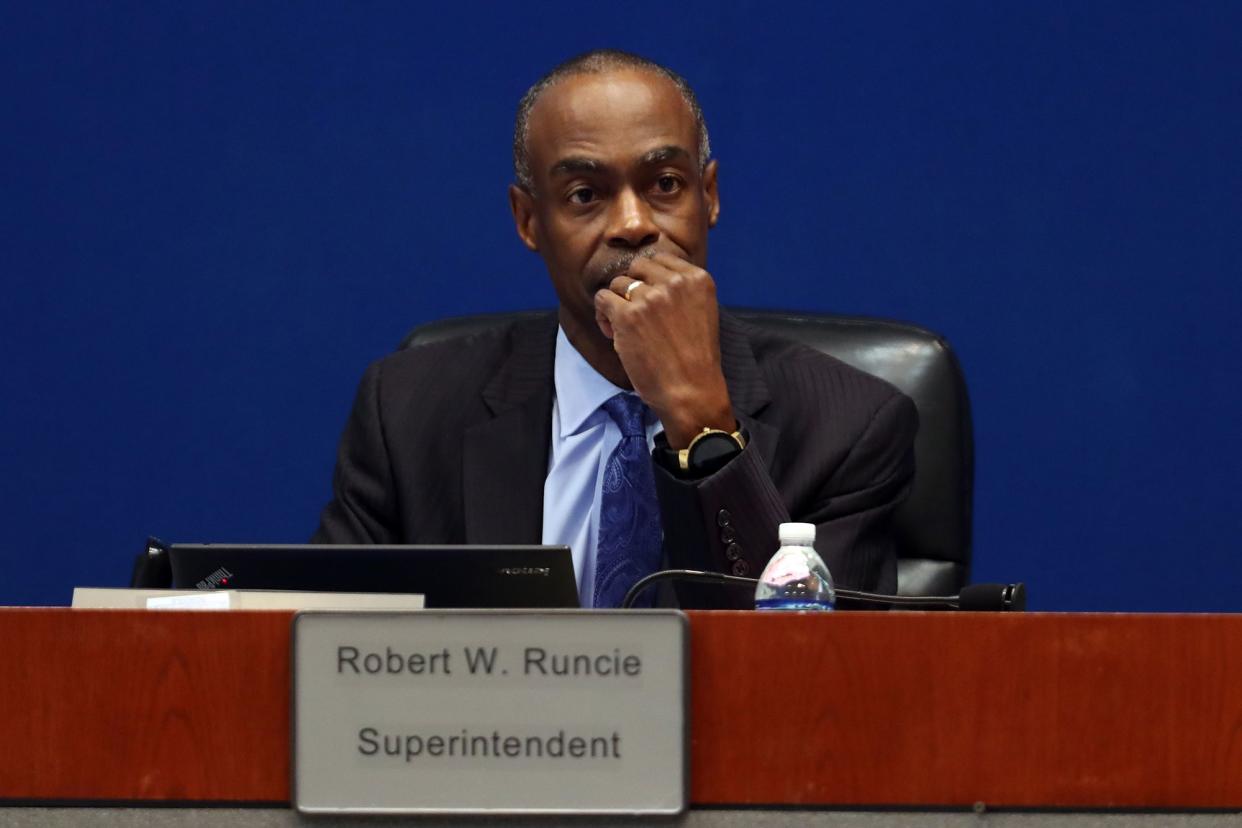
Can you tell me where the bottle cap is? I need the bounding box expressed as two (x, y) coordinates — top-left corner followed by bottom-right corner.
(778, 522), (816, 545)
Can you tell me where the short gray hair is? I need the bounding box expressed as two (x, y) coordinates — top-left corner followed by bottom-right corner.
(513, 49), (712, 194)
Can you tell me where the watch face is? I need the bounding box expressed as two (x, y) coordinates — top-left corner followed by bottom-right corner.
(689, 432), (743, 472)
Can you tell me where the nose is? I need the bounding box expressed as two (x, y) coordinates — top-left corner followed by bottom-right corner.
(606, 188), (659, 249)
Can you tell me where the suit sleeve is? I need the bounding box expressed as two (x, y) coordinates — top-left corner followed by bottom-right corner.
(311, 362), (400, 544)
(653, 390), (917, 608)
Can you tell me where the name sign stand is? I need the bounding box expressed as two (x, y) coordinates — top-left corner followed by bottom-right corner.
(292, 610), (688, 816)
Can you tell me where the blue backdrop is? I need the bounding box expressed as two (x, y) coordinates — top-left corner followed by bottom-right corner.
(3, 1), (1239, 610)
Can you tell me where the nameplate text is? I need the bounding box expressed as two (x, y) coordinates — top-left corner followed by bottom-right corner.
(292, 610), (687, 815)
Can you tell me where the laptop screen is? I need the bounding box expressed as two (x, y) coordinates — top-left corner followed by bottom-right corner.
(168, 544), (578, 609)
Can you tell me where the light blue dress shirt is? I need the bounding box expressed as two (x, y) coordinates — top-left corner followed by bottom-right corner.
(542, 327), (661, 608)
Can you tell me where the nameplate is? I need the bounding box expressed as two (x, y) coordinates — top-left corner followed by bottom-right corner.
(292, 610), (687, 816)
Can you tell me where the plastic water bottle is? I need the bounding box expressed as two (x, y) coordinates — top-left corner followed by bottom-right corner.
(754, 522), (835, 611)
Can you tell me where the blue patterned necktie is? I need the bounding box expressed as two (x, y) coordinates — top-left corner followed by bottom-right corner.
(593, 393), (663, 608)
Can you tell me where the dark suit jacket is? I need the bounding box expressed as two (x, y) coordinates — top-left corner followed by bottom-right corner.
(313, 311), (917, 607)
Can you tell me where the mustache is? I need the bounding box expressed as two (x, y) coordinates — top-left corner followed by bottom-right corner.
(595, 248), (657, 285)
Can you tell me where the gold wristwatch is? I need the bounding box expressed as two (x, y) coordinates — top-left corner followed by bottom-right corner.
(677, 426), (747, 473)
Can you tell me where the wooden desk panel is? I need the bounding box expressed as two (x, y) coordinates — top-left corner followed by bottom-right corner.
(1, 609), (290, 802)
(688, 611), (1242, 807)
(2, 609), (1241, 807)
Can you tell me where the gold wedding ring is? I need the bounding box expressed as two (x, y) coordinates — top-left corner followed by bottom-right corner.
(623, 280), (645, 301)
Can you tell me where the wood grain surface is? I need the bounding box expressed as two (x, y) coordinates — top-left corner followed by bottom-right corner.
(0, 609), (291, 802)
(2, 609), (1241, 807)
(688, 611), (1242, 807)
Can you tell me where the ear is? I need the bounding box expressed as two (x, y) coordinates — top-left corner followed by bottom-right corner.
(509, 184), (540, 252)
(702, 159), (720, 228)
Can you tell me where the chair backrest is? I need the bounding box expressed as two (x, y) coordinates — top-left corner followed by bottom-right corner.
(402, 309), (974, 597)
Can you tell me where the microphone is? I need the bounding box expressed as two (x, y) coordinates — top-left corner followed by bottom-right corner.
(957, 582), (1027, 612)
(621, 568), (1026, 611)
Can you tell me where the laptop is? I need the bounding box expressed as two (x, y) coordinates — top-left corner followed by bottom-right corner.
(168, 544), (579, 609)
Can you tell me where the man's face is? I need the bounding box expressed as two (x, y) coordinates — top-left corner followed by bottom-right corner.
(511, 69), (719, 338)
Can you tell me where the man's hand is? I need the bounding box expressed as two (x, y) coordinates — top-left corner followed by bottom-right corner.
(593, 251), (735, 449)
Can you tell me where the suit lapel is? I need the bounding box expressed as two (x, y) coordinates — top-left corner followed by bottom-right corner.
(462, 315), (558, 544)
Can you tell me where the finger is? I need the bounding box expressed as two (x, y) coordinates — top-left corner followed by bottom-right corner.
(623, 255), (681, 285)
(595, 285), (630, 320)
(627, 254), (713, 296)
(594, 288), (630, 340)
(594, 305), (615, 340)
(649, 250), (696, 272)
(606, 275), (645, 301)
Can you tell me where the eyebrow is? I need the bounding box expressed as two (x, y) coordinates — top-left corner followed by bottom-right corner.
(548, 145), (693, 178)
(549, 156), (605, 177)
(640, 145), (691, 166)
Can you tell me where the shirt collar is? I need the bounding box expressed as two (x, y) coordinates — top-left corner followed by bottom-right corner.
(553, 326), (633, 438)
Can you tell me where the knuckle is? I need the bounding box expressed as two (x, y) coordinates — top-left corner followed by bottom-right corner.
(645, 286), (671, 309)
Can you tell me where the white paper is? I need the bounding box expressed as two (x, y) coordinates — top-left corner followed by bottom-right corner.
(146, 592), (233, 610)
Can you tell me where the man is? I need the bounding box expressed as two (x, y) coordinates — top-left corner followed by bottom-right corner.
(314, 50), (917, 609)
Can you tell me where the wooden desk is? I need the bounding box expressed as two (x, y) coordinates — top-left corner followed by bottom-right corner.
(2, 609), (1241, 807)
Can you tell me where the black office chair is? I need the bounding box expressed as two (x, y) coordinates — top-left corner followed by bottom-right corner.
(402, 309), (974, 597)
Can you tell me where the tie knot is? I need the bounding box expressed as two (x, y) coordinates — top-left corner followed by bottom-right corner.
(602, 393), (647, 438)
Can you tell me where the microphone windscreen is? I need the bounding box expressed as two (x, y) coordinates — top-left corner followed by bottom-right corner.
(1006, 583), (1028, 612)
(958, 583), (1024, 612)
